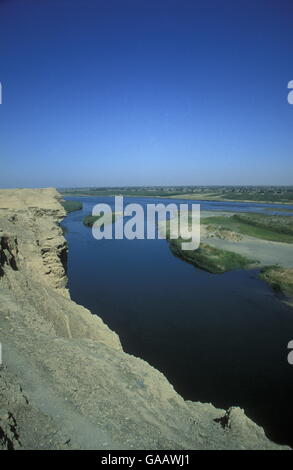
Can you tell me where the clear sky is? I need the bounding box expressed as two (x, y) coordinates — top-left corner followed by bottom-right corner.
(0, 0), (293, 188)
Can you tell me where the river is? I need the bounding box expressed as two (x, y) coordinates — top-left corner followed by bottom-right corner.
(61, 196), (293, 447)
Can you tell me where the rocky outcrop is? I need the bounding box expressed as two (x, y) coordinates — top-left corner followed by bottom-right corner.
(0, 232), (19, 277)
(0, 188), (288, 449)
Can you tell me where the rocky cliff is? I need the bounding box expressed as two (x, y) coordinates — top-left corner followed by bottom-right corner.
(0, 188), (287, 449)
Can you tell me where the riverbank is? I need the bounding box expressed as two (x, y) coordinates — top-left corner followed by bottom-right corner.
(0, 188), (286, 449)
(259, 267), (293, 303)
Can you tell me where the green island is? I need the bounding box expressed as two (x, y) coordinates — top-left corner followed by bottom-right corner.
(83, 212), (120, 227)
(167, 238), (257, 274)
(163, 211), (293, 304)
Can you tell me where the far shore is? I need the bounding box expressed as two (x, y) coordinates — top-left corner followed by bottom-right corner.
(60, 192), (293, 206)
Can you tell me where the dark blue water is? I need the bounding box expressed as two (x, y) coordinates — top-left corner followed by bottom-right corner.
(62, 196), (293, 447)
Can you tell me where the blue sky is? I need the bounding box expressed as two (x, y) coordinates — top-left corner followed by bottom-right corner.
(0, 0), (293, 187)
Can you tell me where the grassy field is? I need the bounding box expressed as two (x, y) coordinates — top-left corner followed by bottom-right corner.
(218, 191), (293, 203)
(201, 213), (293, 243)
(167, 237), (256, 274)
(61, 200), (83, 213)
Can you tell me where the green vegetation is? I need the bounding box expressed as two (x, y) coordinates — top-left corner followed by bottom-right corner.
(259, 266), (293, 299)
(60, 187), (181, 198)
(59, 185), (293, 204)
(167, 237), (256, 274)
(201, 213), (293, 243)
(221, 191), (293, 203)
(83, 212), (118, 227)
(265, 207), (293, 213)
(61, 200), (83, 213)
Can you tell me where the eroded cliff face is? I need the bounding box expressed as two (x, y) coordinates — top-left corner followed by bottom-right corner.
(0, 188), (288, 449)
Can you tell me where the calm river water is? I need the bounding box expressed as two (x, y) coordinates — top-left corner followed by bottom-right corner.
(62, 196), (293, 447)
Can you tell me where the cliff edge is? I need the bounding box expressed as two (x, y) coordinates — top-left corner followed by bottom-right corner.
(0, 188), (287, 449)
